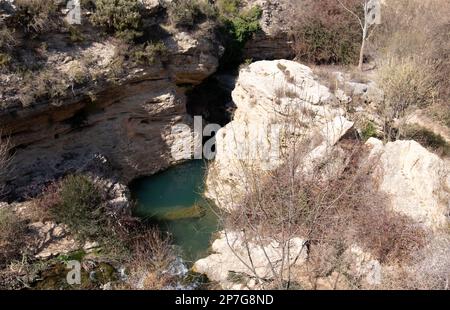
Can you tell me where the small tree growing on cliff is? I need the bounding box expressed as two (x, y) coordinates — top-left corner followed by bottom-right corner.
(337, 0), (381, 70)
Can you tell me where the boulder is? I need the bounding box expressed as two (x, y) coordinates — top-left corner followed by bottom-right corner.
(367, 138), (450, 228)
(193, 231), (307, 289)
(165, 31), (221, 85)
(205, 60), (352, 210)
(28, 222), (78, 259)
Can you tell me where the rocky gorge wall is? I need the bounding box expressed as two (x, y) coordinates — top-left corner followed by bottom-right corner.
(0, 0), (304, 199)
(198, 59), (450, 289)
(243, 0), (296, 60)
(0, 29), (221, 198)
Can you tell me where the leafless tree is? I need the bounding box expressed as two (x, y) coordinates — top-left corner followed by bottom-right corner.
(207, 75), (425, 288)
(206, 78), (366, 288)
(337, 0), (381, 70)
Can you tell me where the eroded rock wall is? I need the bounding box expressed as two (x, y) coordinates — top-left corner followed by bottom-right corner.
(0, 30), (221, 197)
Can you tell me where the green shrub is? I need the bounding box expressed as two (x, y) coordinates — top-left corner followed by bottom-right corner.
(51, 175), (104, 241)
(216, 0), (240, 17)
(361, 121), (377, 141)
(227, 6), (262, 44)
(218, 4), (262, 68)
(68, 25), (85, 43)
(0, 53), (11, 68)
(91, 0), (143, 41)
(13, 0), (61, 34)
(167, 0), (216, 29)
(0, 27), (16, 51)
(133, 41), (168, 65)
(36, 176), (132, 260)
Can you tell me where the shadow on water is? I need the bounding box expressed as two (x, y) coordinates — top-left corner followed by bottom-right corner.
(129, 160), (220, 265)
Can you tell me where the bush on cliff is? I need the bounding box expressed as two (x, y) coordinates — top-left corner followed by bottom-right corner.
(167, 0), (217, 29)
(289, 0), (362, 65)
(0, 207), (27, 267)
(217, 2), (262, 69)
(13, 0), (61, 35)
(132, 41), (169, 65)
(40, 174), (136, 260)
(51, 175), (105, 241)
(91, 0), (143, 41)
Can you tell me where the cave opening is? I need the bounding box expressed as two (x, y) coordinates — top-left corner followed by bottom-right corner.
(185, 73), (237, 127)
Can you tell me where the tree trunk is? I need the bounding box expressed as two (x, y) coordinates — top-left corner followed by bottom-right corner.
(359, 3), (369, 71)
(358, 36), (365, 71)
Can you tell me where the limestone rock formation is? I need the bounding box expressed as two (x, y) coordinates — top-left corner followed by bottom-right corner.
(28, 221), (78, 259)
(0, 28), (221, 197)
(193, 231), (307, 289)
(367, 138), (450, 228)
(205, 60), (353, 209)
(166, 30), (221, 85)
(244, 0), (296, 60)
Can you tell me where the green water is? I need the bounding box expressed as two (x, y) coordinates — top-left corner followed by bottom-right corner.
(130, 160), (219, 263)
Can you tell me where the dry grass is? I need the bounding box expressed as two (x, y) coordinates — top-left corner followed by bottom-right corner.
(374, 0), (450, 112)
(125, 228), (178, 289)
(29, 182), (61, 222)
(18, 69), (69, 107)
(0, 207), (27, 268)
(426, 103), (450, 129)
(311, 65), (341, 94)
(382, 233), (450, 290)
(216, 136), (426, 288)
(378, 58), (438, 118)
(288, 0), (362, 65)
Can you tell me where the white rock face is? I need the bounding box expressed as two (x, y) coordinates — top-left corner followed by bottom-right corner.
(367, 138), (450, 228)
(348, 245), (382, 286)
(28, 222), (78, 259)
(206, 60), (353, 209)
(193, 231), (307, 289)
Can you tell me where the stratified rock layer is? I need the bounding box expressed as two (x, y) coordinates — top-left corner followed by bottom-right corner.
(0, 29), (220, 197)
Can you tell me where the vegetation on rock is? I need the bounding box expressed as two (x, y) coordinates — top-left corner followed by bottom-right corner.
(91, 0), (143, 41)
(289, 0), (363, 65)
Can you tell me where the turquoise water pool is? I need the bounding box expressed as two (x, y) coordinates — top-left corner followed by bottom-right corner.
(130, 160), (219, 263)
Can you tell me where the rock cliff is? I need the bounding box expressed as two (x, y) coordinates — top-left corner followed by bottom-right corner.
(0, 26), (221, 197)
(243, 0), (296, 60)
(205, 59), (353, 210)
